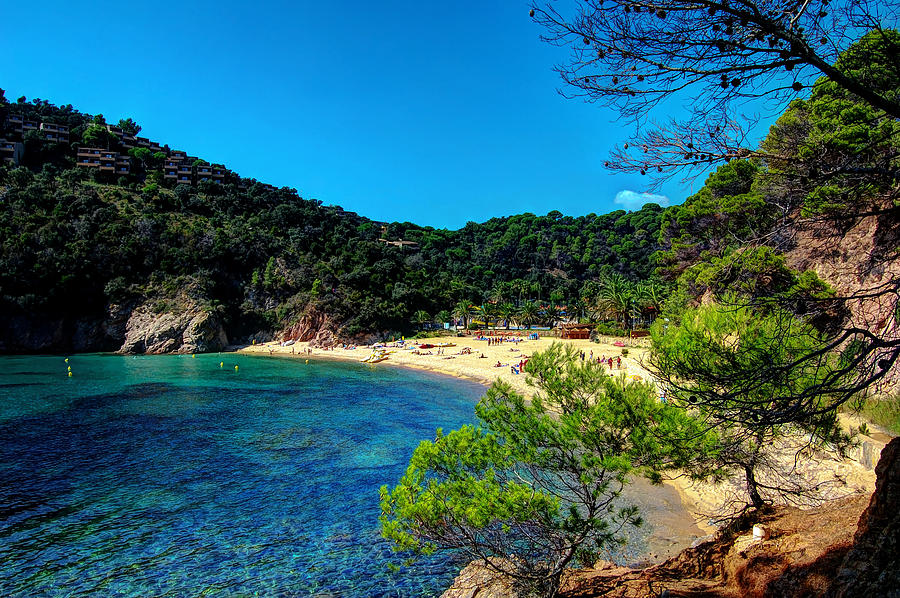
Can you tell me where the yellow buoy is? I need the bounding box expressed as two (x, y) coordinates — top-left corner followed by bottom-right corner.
(67, 371), (73, 377)
(234, 365), (239, 371)
(67, 366), (71, 372)
(219, 362), (224, 368)
(64, 358), (69, 363)
(305, 359), (309, 364)
(192, 354), (195, 358)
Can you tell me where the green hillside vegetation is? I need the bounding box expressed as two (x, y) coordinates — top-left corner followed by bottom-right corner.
(0, 92), (668, 348)
(1, 32), (897, 354)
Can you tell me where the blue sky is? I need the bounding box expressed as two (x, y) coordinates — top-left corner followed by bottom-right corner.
(3, 1), (732, 229)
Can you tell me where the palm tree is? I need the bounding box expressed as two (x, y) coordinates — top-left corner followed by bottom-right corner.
(596, 273), (635, 327)
(413, 310), (431, 330)
(453, 300), (473, 331)
(543, 304), (561, 329)
(519, 301), (540, 330)
(473, 303), (497, 330)
(512, 278), (530, 307)
(435, 309), (451, 326)
(497, 303), (517, 329)
(634, 278), (669, 326)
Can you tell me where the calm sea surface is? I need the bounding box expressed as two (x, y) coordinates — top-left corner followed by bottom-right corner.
(0, 353), (486, 597)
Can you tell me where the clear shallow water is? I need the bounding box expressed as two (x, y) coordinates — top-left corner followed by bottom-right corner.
(0, 353), (486, 597)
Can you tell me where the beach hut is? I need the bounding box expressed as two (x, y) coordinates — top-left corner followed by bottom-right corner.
(558, 323), (593, 340)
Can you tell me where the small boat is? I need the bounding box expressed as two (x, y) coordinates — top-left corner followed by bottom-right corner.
(281, 339), (296, 347)
(418, 343), (435, 349)
(435, 342), (456, 348)
(361, 351), (389, 363)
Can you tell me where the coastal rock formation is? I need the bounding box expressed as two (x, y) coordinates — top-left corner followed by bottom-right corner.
(829, 437), (900, 597)
(441, 561), (517, 598)
(785, 208), (900, 392)
(281, 309), (337, 347)
(0, 311), (121, 353)
(119, 304), (228, 354)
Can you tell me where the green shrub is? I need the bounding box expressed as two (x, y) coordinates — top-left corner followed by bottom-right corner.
(857, 395), (900, 436)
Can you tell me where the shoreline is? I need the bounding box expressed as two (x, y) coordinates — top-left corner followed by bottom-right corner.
(236, 335), (653, 399)
(236, 335), (719, 556)
(234, 335), (880, 539)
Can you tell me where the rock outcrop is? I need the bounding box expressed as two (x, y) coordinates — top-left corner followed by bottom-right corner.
(829, 436), (900, 597)
(280, 309), (337, 348)
(118, 303), (228, 354)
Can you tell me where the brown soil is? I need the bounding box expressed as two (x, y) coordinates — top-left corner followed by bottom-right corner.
(560, 495), (869, 598)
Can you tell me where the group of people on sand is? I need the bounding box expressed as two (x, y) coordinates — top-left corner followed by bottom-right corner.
(578, 349), (623, 369)
(484, 336), (522, 346)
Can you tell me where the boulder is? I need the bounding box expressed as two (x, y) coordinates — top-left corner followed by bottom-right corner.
(119, 304), (228, 354)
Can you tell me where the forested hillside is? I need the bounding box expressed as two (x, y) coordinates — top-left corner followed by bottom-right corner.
(0, 91), (667, 351)
(1, 29), (897, 359)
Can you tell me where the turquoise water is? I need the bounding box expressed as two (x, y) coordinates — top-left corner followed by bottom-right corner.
(0, 353), (486, 597)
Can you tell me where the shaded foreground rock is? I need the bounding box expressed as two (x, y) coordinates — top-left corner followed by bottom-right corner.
(443, 438), (900, 597)
(828, 436), (900, 597)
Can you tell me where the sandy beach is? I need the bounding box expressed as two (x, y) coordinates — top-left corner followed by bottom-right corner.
(236, 333), (879, 539)
(238, 334), (651, 398)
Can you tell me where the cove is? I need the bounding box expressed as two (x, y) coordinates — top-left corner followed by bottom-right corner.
(0, 353), (485, 597)
(0, 352), (703, 596)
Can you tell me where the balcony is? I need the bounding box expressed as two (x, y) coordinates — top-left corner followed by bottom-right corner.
(7, 115), (23, 123)
(22, 121), (39, 130)
(77, 147), (103, 157)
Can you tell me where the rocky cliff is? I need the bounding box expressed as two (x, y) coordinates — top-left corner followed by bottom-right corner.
(118, 302), (228, 354)
(785, 208), (900, 391)
(0, 300), (228, 355)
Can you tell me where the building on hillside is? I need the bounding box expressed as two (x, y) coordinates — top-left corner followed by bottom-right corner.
(0, 139), (24, 165)
(4, 116), (67, 143)
(77, 147), (117, 171)
(5, 114), (24, 137)
(115, 155), (131, 175)
(76, 147), (102, 167)
(39, 123), (69, 143)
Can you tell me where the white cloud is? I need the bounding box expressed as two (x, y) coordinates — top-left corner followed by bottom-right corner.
(613, 190), (671, 211)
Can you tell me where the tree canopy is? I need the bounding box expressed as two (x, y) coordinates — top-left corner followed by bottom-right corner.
(380, 344), (715, 596)
(531, 1), (900, 185)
